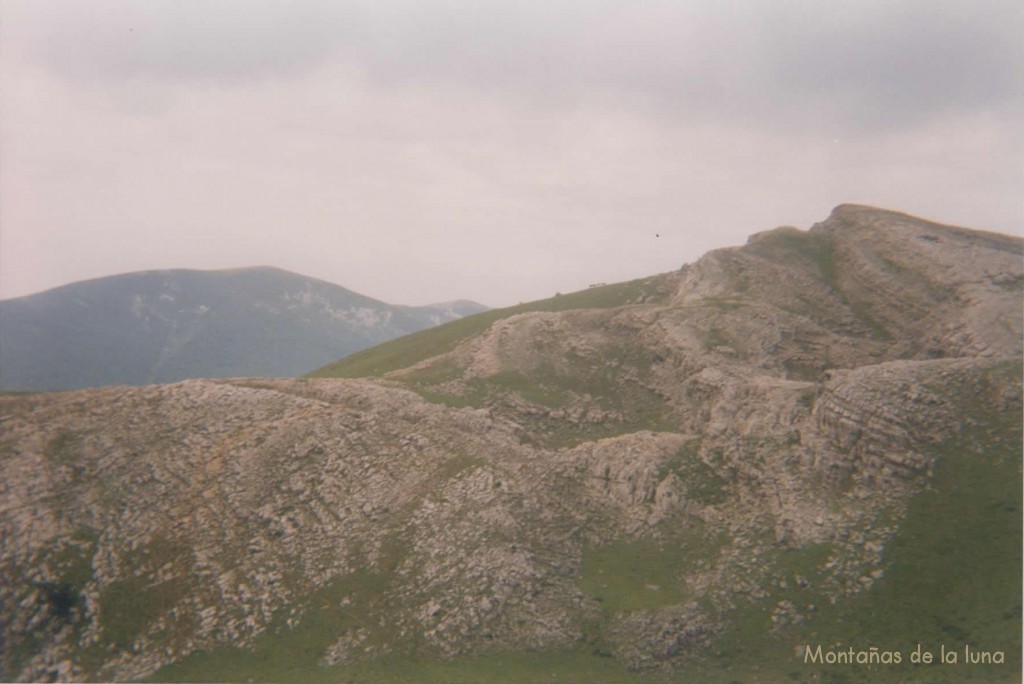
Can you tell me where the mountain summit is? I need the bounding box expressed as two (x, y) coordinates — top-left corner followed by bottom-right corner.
(0, 266), (487, 391)
(1, 206), (1020, 682)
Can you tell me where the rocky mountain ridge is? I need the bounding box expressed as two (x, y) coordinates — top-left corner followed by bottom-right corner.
(1, 205), (1020, 682)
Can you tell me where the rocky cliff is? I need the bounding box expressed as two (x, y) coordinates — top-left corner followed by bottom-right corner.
(1, 205), (1020, 682)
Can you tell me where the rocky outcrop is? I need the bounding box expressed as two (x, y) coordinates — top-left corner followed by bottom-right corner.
(812, 358), (1019, 481)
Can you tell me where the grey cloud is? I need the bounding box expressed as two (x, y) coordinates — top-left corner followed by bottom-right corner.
(759, 1), (1024, 127)
(14, 0), (1022, 132)
(10, 0), (353, 83)
(331, 0), (1024, 132)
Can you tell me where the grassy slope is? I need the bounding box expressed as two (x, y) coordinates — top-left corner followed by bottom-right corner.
(402, 354), (680, 450)
(307, 275), (669, 379)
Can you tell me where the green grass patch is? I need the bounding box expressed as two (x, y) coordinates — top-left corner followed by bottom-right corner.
(327, 648), (659, 684)
(43, 429), (82, 465)
(661, 441), (730, 506)
(746, 228), (838, 288)
(97, 536), (194, 654)
(533, 414), (679, 451)
(410, 368), (576, 411)
(485, 369), (574, 409)
(157, 644), (663, 684)
(402, 341), (678, 449)
(101, 576), (190, 650)
(699, 326), (734, 352)
(580, 538), (694, 616)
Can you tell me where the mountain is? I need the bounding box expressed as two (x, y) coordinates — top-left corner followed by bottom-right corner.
(1, 206), (1020, 683)
(0, 266), (488, 391)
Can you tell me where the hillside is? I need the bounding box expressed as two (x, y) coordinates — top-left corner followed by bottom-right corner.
(0, 267), (487, 391)
(0, 205), (1020, 683)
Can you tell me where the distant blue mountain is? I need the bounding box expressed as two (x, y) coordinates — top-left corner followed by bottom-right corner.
(0, 267), (487, 391)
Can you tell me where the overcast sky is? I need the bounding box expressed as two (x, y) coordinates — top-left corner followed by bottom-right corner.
(2, 0), (1021, 307)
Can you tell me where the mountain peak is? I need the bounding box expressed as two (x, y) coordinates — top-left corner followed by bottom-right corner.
(821, 203), (949, 228)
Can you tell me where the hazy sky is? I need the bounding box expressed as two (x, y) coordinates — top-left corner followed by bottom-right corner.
(2, 0), (1021, 307)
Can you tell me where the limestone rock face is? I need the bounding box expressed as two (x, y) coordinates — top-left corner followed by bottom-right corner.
(1, 205), (1020, 681)
(812, 358), (1013, 481)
